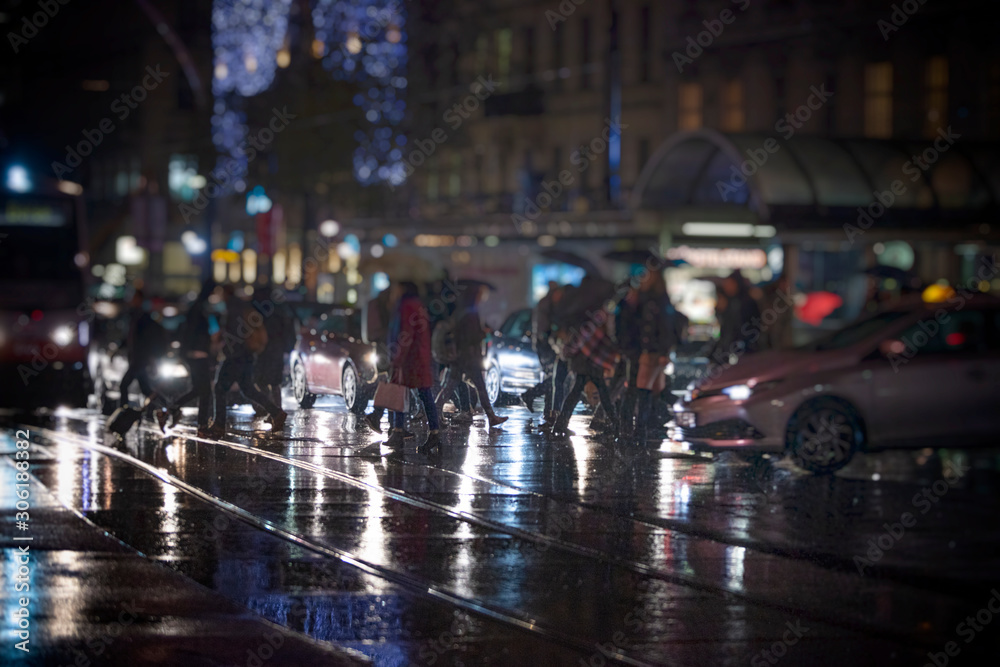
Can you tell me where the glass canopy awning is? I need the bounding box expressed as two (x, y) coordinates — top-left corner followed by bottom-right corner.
(632, 129), (1000, 227)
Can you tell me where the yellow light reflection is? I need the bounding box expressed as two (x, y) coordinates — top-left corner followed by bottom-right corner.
(55, 439), (78, 506)
(725, 545), (746, 591)
(569, 436), (591, 500)
(160, 480), (180, 558)
(357, 464), (390, 593)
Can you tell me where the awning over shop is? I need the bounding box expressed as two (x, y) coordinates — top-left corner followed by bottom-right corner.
(632, 129), (1000, 229)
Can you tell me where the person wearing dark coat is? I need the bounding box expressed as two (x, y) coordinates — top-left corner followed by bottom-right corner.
(117, 288), (165, 416)
(550, 310), (619, 439)
(252, 285), (296, 412)
(715, 270), (761, 366)
(519, 282), (562, 416)
(161, 280), (216, 434)
(615, 285), (643, 440)
(434, 285), (508, 428)
(630, 272), (678, 444)
(384, 282), (441, 453)
(206, 286), (286, 437)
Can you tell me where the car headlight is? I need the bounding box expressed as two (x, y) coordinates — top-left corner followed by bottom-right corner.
(366, 351), (379, 366)
(158, 361), (189, 378)
(51, 325), (75, 347)
(721, 380), (782, 401)
(721, 384), (752, 401)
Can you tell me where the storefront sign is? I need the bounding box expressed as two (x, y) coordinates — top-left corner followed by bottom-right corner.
(666, 245), (767, 269)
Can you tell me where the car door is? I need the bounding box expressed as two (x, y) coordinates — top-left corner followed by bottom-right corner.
(325, 311), (360, 394)
(306, 315), (344, 393)
(868, 309), (989, 447)
(300, 326), (331, 392)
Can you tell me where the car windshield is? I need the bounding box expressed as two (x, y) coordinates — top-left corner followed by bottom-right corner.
(502, 310), (531, 337)
(317, 311), (361, 337)
(805, 310), (911, 351)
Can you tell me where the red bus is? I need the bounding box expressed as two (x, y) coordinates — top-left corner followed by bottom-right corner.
(0, 163), (92, 408)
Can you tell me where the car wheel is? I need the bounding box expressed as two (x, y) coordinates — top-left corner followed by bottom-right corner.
(485, 365), (501, 405)
(342, 364), (365, 414)
(786, 398), (863, 474)
(292, 360), (317, 409)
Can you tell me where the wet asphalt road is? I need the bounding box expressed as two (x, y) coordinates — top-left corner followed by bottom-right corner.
(4, 394), (1000, 666)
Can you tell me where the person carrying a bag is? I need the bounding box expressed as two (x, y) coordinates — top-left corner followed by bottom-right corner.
(630, 271), (678, 445)
(383, 282), (441, 454)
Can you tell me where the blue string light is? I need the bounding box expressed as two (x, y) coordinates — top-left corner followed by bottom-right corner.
(210, 0), (293, 190)
(312, 0), (408, 186)
(210, 0), (407, 188)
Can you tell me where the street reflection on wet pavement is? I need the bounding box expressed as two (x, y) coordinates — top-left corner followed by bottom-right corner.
(4, 398), (1000, 666)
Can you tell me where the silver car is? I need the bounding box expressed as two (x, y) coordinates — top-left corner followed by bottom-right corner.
(671, 296), (1000, 473)
(484, 308), (543, 405)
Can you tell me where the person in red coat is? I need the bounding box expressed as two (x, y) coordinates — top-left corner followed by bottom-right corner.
(385, 281), (441, 453)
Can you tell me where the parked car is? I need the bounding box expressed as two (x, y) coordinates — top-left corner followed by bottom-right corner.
(290, 306), (379, 413)
(671, 295), (1000, 473)
(484, 308), (543, 405)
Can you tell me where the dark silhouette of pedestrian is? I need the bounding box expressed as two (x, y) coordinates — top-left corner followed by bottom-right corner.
(630, 271), (678, 444)
(161, 280), (216, 435)
(117, 288), (166, 416)
(384, 282), (441, 454)
(435, 284), (508, 429)
(253, 284), (296, 413)
(716, 270), (761, 366)
(206, 285), (286, 438)
(519, 281), (563, 417)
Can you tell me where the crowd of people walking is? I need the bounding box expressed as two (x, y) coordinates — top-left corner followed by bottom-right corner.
(111, 262), (776, 453)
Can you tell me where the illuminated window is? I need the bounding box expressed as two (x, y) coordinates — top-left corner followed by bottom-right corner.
(524, 27), (536, 78)
(497, 29), (512, 87)
(449, 153), (461, 198)
(427, 158), (439, 201)
(476, 34), (488, 75)
(678, 83), (703, 130)
(638, 138), (650, 177)
(720, 80), (745, 131)
(639, 5), (651, 83)
(864, 62), (893, 138)
(553, 24), (564, 91)
(924, 56), (948, 138)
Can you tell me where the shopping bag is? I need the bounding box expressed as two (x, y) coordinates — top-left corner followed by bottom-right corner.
(372, 381), (410, 412)
(107, 395), (155, 436)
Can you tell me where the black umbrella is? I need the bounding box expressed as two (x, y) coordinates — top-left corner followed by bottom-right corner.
(540, 249), (601, 277)
(555, 274), (616, 322)
(603, 249), (689, 268)
(862, 265), (923, 289)
(457, 278), (497, 292)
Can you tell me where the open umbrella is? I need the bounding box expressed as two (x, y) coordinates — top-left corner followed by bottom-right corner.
(796, 291), (844, 326)
(862, 265), (922, 289)
(360, 252), (445, 282)
(603, 249), (689, 268)
(456, 278), (497, 292)
(539, 249), (601, 277)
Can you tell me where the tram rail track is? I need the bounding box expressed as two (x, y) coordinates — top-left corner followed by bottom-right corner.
(19, 411), (958, 651)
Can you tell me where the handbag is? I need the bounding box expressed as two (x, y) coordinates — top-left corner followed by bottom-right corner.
(372, 381), (410, 412)
(636, 352), (669, 392)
